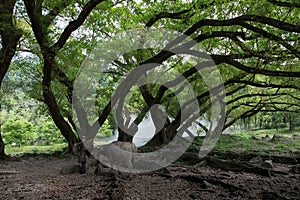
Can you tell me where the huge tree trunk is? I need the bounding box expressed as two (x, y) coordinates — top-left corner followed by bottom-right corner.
(144, 128), (168, 147)
(117, 128), (133, 142)
(42, 55), (79, 152)
(145, 121), (179, 147)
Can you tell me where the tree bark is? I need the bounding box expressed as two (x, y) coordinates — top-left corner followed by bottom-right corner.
(117, 128), (133, 142)
(145, 120), (179, 147)
(144, 129), (166, 147)
(43, 88), (79, 151)
(41, 54), (79, 152)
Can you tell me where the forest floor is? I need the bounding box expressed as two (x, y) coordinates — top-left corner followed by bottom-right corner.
(0, 152), (299, 200)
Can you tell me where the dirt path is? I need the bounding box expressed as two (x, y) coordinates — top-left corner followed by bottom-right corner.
(0, 156), (299, 199)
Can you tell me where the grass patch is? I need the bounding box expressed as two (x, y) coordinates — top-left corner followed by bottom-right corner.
(6, 143), (68, 155)
(243, 128), (300, 138)
(213, 135), (273, 153)
(5, 129), (300, 156)
(191, 129), (300, 154)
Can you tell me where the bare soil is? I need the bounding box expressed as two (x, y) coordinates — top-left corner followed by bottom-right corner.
(0, 155), (299, 200)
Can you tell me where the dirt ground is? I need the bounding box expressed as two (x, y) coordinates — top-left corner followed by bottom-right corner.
(0, 155), (299, 200)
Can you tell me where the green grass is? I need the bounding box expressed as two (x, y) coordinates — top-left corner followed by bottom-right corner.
(192, 129), (300, 154)
(213, 135), (272, 153)
(5, 143), (68, 155)
(243, 128), (300, 138)
(4, 129), (300, 156)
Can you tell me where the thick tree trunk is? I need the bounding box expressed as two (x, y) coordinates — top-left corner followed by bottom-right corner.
(144, 104), (175, 147)
(43, 88), (79, 152)
(144, 128), (167, 147)
(117, 128), (133, 142)
(0, 0), (21, 82)
(145, 121), (179, 147)
(42, 55), (78, 151)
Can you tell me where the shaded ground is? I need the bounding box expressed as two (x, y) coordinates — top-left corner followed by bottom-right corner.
(0, 155), (299, 199)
